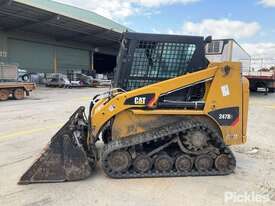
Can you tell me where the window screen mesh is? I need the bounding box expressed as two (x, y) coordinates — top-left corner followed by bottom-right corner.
(124, 40), (196, 90)
(206, 41), (222, 54)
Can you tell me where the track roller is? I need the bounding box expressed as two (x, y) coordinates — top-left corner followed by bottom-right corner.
(154, 154), (174, 172)
(133, 155), (153, 173)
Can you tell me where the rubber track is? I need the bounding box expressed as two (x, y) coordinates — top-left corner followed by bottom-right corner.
(101, 118), (236, 178)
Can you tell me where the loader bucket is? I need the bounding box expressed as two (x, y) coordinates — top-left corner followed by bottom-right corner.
(18, 107), (95, 184)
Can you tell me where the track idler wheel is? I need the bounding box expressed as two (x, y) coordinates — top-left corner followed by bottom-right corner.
(215, 154), (231, 171)
(133, 155), (153, 173)
(107, 150), (131, 173)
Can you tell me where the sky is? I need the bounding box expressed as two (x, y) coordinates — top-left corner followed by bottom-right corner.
(55, 0), (275, 59)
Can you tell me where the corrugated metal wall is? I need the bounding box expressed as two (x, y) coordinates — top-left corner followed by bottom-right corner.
(56, 46), (90, 73)
(0, 32), (8, 63)
(8, 39), (53, 72)
(7, 38), (90, 73)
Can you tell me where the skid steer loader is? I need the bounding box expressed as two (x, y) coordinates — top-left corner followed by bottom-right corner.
(19, 32), (249, 184)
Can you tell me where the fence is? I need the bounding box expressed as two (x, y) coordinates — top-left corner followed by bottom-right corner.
(240, 58), (275, 72)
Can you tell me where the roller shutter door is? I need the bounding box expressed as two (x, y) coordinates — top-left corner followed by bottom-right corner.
(8, 39), (54, 73)
(56, 46), (90, 73)
(8, 38), (90, 74)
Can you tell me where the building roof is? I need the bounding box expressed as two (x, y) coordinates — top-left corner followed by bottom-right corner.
(0, 0), (131, 52)
(14, 0), (129, 33)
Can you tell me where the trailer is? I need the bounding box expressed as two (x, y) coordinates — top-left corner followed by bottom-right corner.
(243, 70), (275, 94)
(0, 63), (36, 101)
(0, 82), (36, 101)
(205, 39), (275, 94)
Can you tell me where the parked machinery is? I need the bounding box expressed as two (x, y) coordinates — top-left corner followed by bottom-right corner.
(45, 73), (71, 88)
(19, 32), (249, 184)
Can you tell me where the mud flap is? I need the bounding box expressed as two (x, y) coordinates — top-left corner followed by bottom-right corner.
(18, 107), (95, 184)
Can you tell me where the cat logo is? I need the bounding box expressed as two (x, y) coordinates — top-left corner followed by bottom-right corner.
(134, 97), (146, 105)
(124, 93), (155, 106)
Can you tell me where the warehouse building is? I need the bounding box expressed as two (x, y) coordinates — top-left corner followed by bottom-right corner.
(0, 0), (129, 74)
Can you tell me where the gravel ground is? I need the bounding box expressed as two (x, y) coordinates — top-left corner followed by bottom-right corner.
(0, 87), (274, 206)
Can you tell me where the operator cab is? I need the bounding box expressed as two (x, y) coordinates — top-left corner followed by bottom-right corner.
(114, 32), (210, 91)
